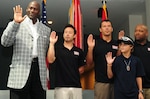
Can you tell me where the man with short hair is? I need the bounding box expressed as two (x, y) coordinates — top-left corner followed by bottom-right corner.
(86, 20), (119, 99)
(1, 1), (51, 99)
(133, 24), (150, 99)
(47, 24), (86, 99)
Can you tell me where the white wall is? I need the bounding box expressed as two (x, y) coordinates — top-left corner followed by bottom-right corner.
(129, 15), (143, 39)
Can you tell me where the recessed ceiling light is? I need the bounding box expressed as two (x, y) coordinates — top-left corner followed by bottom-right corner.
(48, 20), (53, 25)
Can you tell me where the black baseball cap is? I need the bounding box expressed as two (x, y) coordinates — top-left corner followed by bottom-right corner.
(118, 36), (134, 46)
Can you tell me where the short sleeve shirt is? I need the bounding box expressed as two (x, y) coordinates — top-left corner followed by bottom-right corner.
(54, 45), (86, 88)
(93, 38), (118, 83)
(133, 41), (150, 88)
(113, 55), (145, 99)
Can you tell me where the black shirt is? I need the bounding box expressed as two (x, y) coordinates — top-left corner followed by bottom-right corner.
(133, 41), (150, 88)
(93, 38), (118, 83)
(113, 55), (145, 99)
(54, 45), (86, 88)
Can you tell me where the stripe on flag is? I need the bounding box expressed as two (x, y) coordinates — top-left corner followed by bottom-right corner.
(69, 0), (83, 49)
(41, 0), (50, 89)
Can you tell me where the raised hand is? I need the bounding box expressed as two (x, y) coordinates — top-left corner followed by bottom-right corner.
(105, 52), (116, 66)
(13, 5), (26, 23)
(118, 30), (125, 40)
(49, 31), (58, 45)
(87, 34), (95, 48)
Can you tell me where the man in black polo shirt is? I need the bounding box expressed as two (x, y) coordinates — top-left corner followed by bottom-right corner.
(133, 24), (150, 99)
(47, 24), (86, 99)
(86, 20), (119, 99)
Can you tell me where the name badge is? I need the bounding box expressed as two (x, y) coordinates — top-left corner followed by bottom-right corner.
(74, 51), (79, 56)
(148, 47), (150, 51)
(112, 45), (118, 50)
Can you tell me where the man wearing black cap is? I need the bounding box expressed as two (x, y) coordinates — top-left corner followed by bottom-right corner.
(106, 36), (145, 99)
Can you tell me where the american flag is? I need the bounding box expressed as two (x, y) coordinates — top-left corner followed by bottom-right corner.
(41, 0), (47, 24)
(41, 0), (50, 89)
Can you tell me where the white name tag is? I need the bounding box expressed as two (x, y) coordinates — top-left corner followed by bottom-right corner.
(148, 47), (150, 51)
(112, 45), (118, 50)
(74, 51), (79, 56)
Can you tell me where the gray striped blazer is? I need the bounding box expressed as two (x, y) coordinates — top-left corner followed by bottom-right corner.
(1, 18), (51, 90)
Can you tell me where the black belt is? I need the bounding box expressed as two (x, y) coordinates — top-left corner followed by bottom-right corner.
(32, 57), (38, 62)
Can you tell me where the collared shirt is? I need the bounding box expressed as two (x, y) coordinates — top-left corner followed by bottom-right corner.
(24, 16), (39, 58)
(133, 41), (150, 88)
(54, 44), (86, 88)
(93, 38), (118, 83)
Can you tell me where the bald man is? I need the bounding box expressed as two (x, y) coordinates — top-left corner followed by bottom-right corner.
(133, 24), (150, 99)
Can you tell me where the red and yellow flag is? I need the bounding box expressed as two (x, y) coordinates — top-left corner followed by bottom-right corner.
(99, 1), (108, 38)
(102, 1), (108, 20)
(69, 0), (83, 49)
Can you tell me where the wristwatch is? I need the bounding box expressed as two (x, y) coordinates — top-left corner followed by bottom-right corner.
(139, 90), (144, 94)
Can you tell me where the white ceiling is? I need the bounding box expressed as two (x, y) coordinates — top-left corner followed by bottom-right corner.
(0, 0), (145, 36)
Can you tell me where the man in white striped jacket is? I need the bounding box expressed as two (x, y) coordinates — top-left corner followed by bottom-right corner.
(1, 1), (50, 99)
